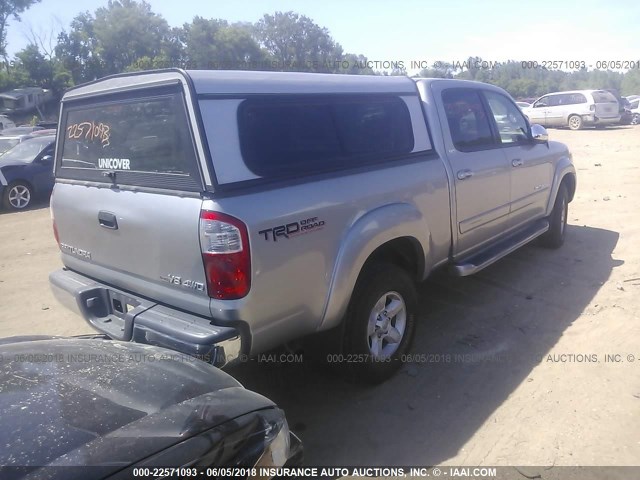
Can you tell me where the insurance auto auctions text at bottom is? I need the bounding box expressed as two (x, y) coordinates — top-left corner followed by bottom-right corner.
(256, 467), (497, 477)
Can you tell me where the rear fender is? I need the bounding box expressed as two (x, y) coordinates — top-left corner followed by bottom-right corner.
(318, 202), (430, 331)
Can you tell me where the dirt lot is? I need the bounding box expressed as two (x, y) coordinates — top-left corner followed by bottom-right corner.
(1, 126), (639, 468)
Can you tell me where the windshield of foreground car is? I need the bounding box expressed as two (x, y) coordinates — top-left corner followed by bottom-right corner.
(0, 136), (53, 163)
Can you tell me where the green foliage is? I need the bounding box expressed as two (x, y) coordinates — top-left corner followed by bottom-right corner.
(0, 69), (10, 90)
(55, 11), (103, 83)
(256, 11), (343, 72)
(180, 17), (265, 69)
(14, 44), (49, 84)
(11, 43), (72, 94)
(416, 56), (631, 99)
(337, 54), (375, 75)
(620, 69), (640, 96)
(0, 0), (41, 62)
(418, 59), (456, 79)
(93, 0), (171, 75)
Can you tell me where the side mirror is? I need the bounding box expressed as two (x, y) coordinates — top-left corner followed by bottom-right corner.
(40, 155), (53, 163)
(530, 124), (549, 143)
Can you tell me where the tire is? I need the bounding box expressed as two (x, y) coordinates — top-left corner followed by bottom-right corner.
(2, 181), (33, 211)
(568, 115), (582, 130)
(342, 263), (417, 384)
(632, 114), (640, 125)
(539, 184), (568, 249)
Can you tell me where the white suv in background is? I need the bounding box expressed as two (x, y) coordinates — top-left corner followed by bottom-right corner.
(522, 90), (620, 130)
(628, 97), (640, 125)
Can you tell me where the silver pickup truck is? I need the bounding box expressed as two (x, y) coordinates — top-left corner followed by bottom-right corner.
(49, 70), (576, 382)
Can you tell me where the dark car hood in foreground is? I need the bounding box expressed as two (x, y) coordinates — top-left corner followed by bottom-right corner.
(0, 159), (27, 168)
(0, 337), (273, 471)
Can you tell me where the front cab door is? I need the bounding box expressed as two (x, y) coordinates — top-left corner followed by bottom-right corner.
(482, 91), (554, 228)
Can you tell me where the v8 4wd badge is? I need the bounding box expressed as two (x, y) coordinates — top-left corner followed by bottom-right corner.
(160, 274), (205, 292)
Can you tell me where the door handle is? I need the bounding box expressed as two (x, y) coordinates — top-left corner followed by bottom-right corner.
(512, 159), (523, 167)
(457, 169), (474, 180)
(98, 211), (118, 230)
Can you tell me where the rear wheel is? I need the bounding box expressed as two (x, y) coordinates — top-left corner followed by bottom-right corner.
(3, 182), (33, 211)
(539, 184), (568, 249)
(343, 263), (417, 383)
(632, 114), (640, 125)
(568, 115), (583, 130)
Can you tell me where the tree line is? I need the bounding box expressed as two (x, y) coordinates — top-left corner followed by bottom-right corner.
(1, 0), (639, 101)
(417, 58), (640, 99)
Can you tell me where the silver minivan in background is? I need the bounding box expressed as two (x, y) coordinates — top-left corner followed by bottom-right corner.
(523, 89), (620, 130)
(628, 97), (640, 125)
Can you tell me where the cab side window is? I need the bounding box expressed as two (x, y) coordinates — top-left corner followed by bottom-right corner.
(484, 91), (529, 145)
(442, 89), (495, 151)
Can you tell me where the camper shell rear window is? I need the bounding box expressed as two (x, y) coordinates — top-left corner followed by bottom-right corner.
(57, 87), (201, 192)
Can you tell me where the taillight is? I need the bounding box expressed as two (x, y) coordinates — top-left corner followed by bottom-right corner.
(199, 211), (251, 300)
(51, 207), (60, 246)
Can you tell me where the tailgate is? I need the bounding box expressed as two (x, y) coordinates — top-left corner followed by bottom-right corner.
(52, 81), (211, 316)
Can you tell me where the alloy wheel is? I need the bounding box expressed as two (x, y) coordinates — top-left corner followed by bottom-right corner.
(367, 291), (406, 358)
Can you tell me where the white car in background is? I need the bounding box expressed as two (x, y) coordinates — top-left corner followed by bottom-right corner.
(516, 101), (531, 109)
(628, 97), (640, 125)
(522, 90), (620, 130)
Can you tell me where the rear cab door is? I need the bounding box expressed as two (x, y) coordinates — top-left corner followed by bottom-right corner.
(52, 71), (212, 320)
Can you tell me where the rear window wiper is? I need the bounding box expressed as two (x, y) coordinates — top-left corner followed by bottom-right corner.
(102, 170), (118, 187)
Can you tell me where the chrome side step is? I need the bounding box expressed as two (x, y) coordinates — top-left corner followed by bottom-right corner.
(452, 220), (550, 277)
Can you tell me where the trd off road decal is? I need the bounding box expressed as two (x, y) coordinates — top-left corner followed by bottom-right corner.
(259, 216), (325, 242)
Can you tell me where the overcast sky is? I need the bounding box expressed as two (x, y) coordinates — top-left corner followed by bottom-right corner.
(6, 0), (639, 73)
